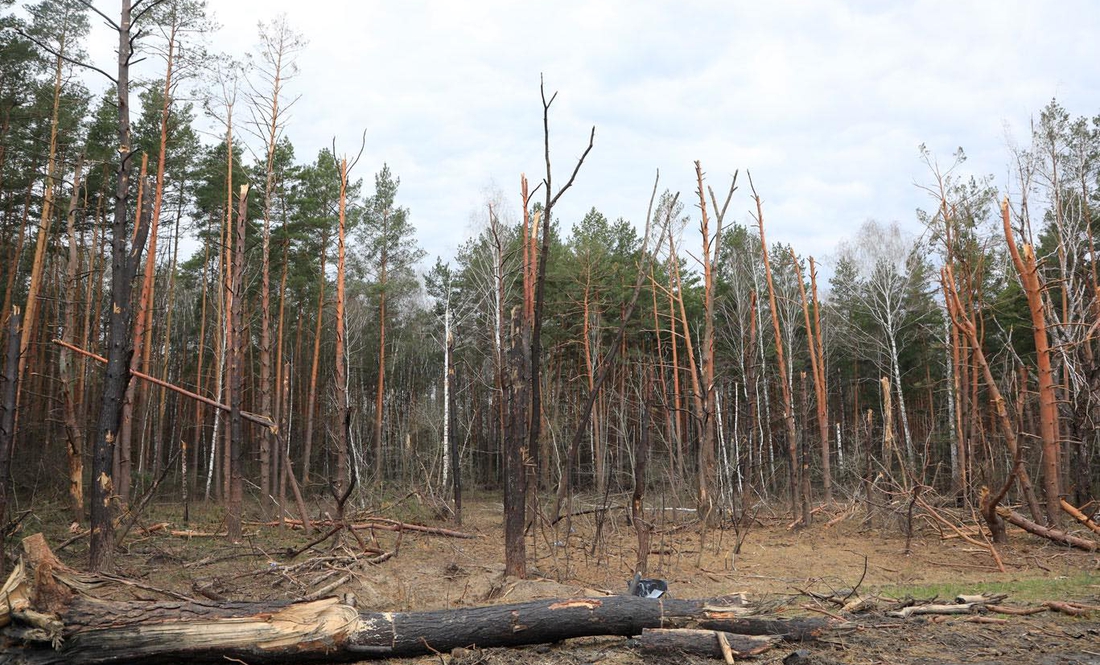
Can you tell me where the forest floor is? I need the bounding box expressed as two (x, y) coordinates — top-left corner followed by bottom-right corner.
(18, 490), (1100, 664)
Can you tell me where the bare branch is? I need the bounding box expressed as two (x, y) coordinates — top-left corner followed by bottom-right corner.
(74, 0), (120, 31)
(16, 28), (118, 84)
(132, 0), (171, 27)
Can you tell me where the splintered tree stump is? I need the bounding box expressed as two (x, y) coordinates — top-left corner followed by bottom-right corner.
(0, 535), (826, 664)
(638, 628), (780, 658)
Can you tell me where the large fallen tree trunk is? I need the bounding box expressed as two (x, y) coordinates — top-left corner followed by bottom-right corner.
(1, 535), (827, 664)
(997, 506), (1099, 551)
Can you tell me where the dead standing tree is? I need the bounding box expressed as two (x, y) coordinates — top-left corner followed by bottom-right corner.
(226, 184), (249, 542)
(506, 77), (593, 578)
(692, 162), (737, 524)
(0, 308), (20, 575)
(1002, 197), (1063, 525)
(83, 0), (161, 571)
(750, 175), (803, 523)
(332, 138), (366, 502)
(246, 15), (305, 506)
(804, 256), (831, 502)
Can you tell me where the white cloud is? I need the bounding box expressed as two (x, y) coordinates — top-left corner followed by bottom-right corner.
(75, 0), (1100, 271)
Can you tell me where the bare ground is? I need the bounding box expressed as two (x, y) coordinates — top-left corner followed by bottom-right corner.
(15, 492), (1100, 664)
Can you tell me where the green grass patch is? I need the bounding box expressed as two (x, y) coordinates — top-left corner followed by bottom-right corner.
(878, 572), (1100, 602)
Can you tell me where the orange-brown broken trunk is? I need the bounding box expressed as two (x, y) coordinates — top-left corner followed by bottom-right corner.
(1, 535), (825, 664)
(1002, 198), (1062, 526)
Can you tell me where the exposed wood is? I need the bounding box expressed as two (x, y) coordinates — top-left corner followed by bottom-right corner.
(943, 265), (1044, 535)
(1002, 198), (1062, 525)
(809, 257), (831, 503)
(888, 602), (979, 618)
(1044, 601), (1092, 617)
(986, 604), (1047, 616)
(1059, 499), (1100, 536)
(334, 158), (349, 495)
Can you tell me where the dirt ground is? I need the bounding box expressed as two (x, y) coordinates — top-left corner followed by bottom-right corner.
(18, 492), (1100, 664)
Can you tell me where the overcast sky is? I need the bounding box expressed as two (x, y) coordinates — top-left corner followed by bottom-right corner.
(81, 0), (1100, 271)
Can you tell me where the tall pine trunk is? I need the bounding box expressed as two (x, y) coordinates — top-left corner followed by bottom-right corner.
(754, 183), (800, 521)
(226, 185), (249, 541)
(334, 159), (349, 496)
(60, 156), (85, 522)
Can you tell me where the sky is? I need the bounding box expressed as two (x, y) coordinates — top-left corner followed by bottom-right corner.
(79, 0), (1100, 273)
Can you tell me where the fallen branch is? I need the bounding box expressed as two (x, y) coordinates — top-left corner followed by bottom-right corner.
(986, 604), (1047, 616)
(350, 518), (475, 539)
(54, 339), (275, 430)
(965, 616), (1009, 625)
(916, 496), (1005, 572)
(252, 518), (477, 539)
(167, 529), (229, 538)
(1045, 601), (1093, 617)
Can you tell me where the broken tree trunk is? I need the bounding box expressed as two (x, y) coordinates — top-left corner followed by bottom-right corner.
(1, 535), (826, 664)
(997, 507), (1098, 551)
(1060, 498), (1100, 536)
(1002, 198), (1062, 526)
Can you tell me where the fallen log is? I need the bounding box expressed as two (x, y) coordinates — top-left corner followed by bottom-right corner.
(250, 518), (478, 539)
(986, 603), (1047, 616)
(888, 602), (978, 618)
(1, 534), (826, 664)
(997, 507), (1099, 551)
(1045, 601), (1093, 617)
